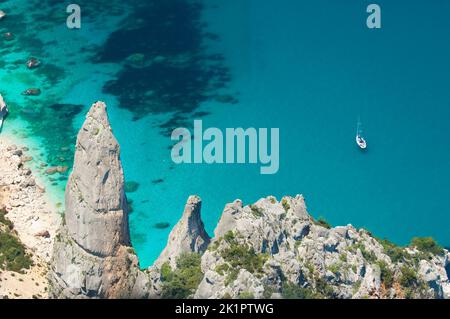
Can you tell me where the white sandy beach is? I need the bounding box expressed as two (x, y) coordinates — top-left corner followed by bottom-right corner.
(0, 135), (61, 298)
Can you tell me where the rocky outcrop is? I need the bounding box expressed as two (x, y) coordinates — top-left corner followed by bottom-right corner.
(190, 196), (450, 299)
(153, 195), (210, 269)
(47, 101), (450, 300)
(48, 102), (151, 298)
(64, 102), (130, 257)
(0, 94), (6, 111)
(0, 140), (60, 263)
(0, 94), (8, 124)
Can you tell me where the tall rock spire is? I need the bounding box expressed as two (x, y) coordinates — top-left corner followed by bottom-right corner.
(49, 102), (150, 298)
(65, 101), (130, 257)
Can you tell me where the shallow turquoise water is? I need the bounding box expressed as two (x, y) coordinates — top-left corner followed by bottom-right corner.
(1, 0), (450, 268)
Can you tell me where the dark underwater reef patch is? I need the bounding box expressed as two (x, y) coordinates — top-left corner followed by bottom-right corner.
(0, 6), (74, 169)
(0, 0), (233, 181)
(98, 0), (235, 130)
(0, 0), (132, 171)
(154, 222), (170, 229)
(125, 181), (140, 193)
(19, 103), (84, 167)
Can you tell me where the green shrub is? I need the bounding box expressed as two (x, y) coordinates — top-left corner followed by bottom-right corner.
(314, 217), (331, 229)
(399, 266), (418, 287)
(208, 239), (221, 252)
(327, 263), (341, 275)
(224, 231), (235, 243)
(222, 292), (232, 299)
(224, 268), (239, 286)
(262, 285), (276, 299)
(219, 235), (268, 286)
(315, 277), (336, 298)
(0, 231), (33, 272)
(410, 237), (444, 256)
(352, 280), (362, 294)
(377, 260), (394, 288)
(305, 262), (315, 275)
(376, 238), (409, 263)
(161, 253), (203, 299)
(215, 263), (230, 276)
(160, 262), (173, 281)
(281, 199), (290, 212)
(281, 281), (321, 299)
(238, 291), (255, 299)
(250, 205), (263, 218)
(0, 209), (13, 229)
(221, 242), (268, 275)
(0, 210), (33, 273)
(351, 265), (358, 274)
(350, 242), (377, 264)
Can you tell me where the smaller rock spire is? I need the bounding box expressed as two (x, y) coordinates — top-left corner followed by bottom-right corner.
(154, 195), (211, 268)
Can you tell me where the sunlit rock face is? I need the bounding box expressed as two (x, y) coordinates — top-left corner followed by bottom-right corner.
(193, 196), (450, 299)
(49, 102), (151, 299)
(65, 101), (130, 257)
(153, 195), (210, 269)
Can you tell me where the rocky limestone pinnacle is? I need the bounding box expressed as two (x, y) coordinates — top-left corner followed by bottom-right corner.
(154, 195), (211, 269)
(65, 101), (130, 257)
(49, 101), (150, 299)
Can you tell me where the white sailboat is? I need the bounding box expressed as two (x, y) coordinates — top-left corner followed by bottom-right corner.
(356, 118), (367, 150)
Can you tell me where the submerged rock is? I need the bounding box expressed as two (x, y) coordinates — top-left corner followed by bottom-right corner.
(22, 88), (41, 96)
(124, 53), (147, 68)
(3, 32), (14, 41)
(45, 166), (68, 175)
(214, 94), (238, 104)
(21, 156), (33, 163)
(26, 57), (41, 69)
(152, 179), (164, 184)
(124, 181), (139, 193)
(154, 222), (170, 229)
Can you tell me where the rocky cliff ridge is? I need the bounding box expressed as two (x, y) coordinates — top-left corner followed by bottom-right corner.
(193, 196), (450, 299)
(49, 102), (450, 299)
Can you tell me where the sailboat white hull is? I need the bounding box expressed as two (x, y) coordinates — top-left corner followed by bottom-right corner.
(356, 135), (367, 149)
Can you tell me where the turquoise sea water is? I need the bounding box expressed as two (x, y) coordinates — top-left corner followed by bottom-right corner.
(1, 0), (450, 268)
